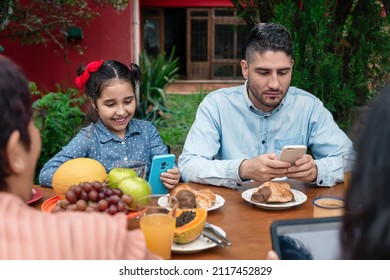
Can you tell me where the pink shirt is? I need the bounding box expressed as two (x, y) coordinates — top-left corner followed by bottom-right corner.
(0, 192), (159, 260)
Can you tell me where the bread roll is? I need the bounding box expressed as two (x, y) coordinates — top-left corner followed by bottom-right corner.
(251, 181), (294, 203)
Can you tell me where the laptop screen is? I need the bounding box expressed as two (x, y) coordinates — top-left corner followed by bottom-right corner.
(270, 217), (342, 260)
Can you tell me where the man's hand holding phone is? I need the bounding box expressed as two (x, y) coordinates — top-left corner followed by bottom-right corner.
(239, 145), (317, 183)
(278, 145), (317, 183)
(279, 145), (307, 165)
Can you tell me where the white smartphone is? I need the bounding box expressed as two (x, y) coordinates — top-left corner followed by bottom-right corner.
(148, 154), (176, 194)
(279, 145), (307, 165)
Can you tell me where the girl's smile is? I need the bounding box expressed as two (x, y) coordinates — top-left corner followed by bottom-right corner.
(95, 80), (136, 139)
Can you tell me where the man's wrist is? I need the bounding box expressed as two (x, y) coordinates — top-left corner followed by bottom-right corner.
(238, 159), (248, 180)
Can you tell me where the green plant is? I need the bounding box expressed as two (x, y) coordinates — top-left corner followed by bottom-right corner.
(273, 0), (356, 130)
(232, 0), (390, 132)
(138, 48), (180, 121)
(30, 82), (86, 182)
(155, 91), (208, 157)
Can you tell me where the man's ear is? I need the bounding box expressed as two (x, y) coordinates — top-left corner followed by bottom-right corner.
(6, 130), (26, 174)
(241, 59), (249, 80)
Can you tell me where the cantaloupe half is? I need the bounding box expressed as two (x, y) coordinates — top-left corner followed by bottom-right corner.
(52, 158), (107, 199)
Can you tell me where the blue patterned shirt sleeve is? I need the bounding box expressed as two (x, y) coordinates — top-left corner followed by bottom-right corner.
(39, 119), (168, 187)
(178, 83), (354, 188)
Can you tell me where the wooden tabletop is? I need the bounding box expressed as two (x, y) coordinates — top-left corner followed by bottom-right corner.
(31, 180), (345, 260)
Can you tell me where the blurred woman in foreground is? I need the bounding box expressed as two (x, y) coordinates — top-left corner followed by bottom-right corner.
(0, 55), (158, 260)
(341, 82), (390, 259)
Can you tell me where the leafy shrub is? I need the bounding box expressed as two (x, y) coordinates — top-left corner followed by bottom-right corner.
(155, 91), (208, 156)
(138, 48), (180, 121)
(30, 82), (86, 182)
(275, 0), (390, 130)
(233, 0), (390, 131)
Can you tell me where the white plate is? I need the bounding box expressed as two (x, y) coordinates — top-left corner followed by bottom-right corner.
(172, 225), (226, 254)
(241, 188), (307, 210)
(158, 194), (225, 211)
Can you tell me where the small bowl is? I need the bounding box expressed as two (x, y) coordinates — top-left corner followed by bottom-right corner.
(312, 196), (344, 218)
(312, 196), (345, 209)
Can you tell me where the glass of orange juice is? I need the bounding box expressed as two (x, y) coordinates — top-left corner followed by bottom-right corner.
(137, 194), (178, 259)
(342, 153), (356, 191)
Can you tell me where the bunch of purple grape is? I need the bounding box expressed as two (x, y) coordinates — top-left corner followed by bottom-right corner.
(52, 181), (133, 215)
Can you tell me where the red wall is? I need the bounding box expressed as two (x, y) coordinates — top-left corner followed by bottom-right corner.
(141, 0), (233, 7)
(1, 3), (135, 92)
(1, 0), (234, 92)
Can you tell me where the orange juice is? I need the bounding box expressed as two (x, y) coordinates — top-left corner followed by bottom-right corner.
(342, 153), (356, 191)
(344, 171), (352, 190)
(140, 213), (175, 259)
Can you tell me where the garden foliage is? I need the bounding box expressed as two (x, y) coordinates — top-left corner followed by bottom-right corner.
(30, 82), (86, 181)
(138, 49), (180, 121)
(232, 0), (390, 130)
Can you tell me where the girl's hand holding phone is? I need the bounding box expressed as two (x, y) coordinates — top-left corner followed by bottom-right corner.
(148, 154), (180, 194)
(160, 167), (180, 190)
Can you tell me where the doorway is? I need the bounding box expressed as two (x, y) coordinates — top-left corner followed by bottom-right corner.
(141, 7), (245, 80)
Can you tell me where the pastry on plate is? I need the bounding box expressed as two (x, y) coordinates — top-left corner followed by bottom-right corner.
(170, 184), (216, 209)
(251, 181), (294, 203)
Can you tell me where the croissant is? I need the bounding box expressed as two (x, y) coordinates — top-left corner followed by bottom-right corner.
(251, 181), (294, 203)
(198, 188), (216, 204)
(170, 184), (216, 209)
(170, 184), (194, 197)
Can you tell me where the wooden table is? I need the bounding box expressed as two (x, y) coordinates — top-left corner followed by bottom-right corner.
(31, 180), (345, 260)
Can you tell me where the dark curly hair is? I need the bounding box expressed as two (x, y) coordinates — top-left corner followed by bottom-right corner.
(0, 56), (33, 188)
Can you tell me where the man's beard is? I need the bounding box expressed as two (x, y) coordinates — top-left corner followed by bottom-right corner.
(247, 79), (284, 110)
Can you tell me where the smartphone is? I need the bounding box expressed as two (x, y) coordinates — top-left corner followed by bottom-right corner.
(148, 154), (176, 194)
(279, 145), (307, 165)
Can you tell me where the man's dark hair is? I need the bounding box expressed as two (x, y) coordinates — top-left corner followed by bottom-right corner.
(245, 22), (293, 63)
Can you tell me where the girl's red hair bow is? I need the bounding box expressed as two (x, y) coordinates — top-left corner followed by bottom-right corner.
(75, 59), (104, 89)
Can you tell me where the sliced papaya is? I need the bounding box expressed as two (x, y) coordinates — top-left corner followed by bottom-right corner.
(173, 208), (207, 244)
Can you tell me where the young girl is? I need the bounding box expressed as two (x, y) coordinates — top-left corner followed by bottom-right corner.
(0, 56), (158, 259)
(39, 59), (180, 190)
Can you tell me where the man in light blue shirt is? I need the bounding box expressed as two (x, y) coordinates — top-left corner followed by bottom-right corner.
(178, 23), (354, 189)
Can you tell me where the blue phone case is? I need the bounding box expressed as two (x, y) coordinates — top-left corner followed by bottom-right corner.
(148, 154), (176, 194)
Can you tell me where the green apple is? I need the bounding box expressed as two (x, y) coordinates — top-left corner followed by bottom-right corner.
(117, 177), (152, 210)
(107, 167), (137, 188)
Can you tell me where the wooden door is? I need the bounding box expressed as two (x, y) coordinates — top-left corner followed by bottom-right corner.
(186, 9), (211, 80)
